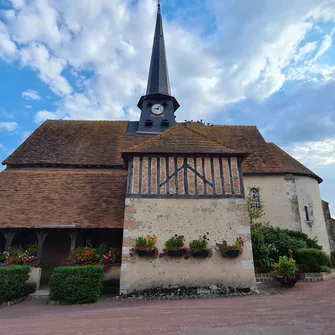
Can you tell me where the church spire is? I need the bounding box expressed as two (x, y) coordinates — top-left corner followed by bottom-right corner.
(146, 1), (171, 96)
(136, 1), (179, 134)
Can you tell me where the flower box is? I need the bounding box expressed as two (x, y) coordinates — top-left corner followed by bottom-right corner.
(275, 275), (300, 288)
(191, 250), (210, 258)
(222, 249), (242, 258)
(137, 250), (156, 257)
(167, 250), (185, 257)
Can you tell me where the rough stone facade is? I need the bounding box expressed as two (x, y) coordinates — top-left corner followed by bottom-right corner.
(244, 174), (331, 254)
(322, 200), (335, 254)
(120, 197), (256, 294)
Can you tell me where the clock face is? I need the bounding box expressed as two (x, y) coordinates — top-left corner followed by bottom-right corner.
(151, 104), (164, 115)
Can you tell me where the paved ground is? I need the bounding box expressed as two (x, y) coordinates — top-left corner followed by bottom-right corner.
(0, 280), (335, 335)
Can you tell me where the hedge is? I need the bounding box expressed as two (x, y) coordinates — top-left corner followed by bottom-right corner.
(251, 224), (323, 268)
(0, 266), (30, 303)
(294, 248), (332, 272)
(49, 265), (104, 304)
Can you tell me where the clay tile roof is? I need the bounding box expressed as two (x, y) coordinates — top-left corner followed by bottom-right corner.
(0, 169), (127, 229)
(186, 123), (322, 183)
(2, 120), (321, 182)
(3, 120), (129, 167)
(266, 143), (322, 182)
(122, 123), (247, 155)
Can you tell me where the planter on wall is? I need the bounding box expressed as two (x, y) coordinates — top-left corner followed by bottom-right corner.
(222, 249), (242, 258)
(191, 250), (210, 258)
(137, 250), (156, 257)
(167, 250), (185, 257)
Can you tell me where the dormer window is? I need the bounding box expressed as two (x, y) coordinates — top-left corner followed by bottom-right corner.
(249, 188), (260, 209)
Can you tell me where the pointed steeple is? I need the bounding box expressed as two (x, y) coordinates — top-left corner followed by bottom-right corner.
(136, 1), (179, 134)
(146, 1), (171, 95)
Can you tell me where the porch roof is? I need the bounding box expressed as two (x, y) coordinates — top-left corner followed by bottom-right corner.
(0, 169), (127, 229)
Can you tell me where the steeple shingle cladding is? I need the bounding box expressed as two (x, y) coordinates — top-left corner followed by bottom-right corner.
(2, 120), (321, 182)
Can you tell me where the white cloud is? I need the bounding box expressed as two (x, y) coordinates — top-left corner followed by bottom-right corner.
(0, 0), (334, 122)
(34, 110), (58, 123)
(24, 105), (32, 108)
(20, 43), (71, 96)
(22, 89), (41, 101)
(0, 21), (17, 59)
(0, 122), (18, 132)
(289, 138), (335, 166)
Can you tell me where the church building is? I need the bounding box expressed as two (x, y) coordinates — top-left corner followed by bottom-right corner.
(0, 3), (331, 294)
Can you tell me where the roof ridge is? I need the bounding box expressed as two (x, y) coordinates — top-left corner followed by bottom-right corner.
(184, 124), (238, 151)
(123, 123), (243, 153)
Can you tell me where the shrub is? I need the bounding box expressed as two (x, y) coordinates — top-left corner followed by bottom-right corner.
(251, 224), (324, 269)
(49, 266), (104, 304)
(296, 264), (310, 273)
(270, 255), (296, 280)
(0, 266), (30, 303)
(251, 229), (274, 268)
(294, 248), (332, 272)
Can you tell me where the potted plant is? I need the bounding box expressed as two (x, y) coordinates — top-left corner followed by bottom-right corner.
(270, 250), (302, 288)
(163, 234), (188, 257)
(189, 233), (212, 258)
(130, 236), (159, 257)
(216, 237), (244, 258)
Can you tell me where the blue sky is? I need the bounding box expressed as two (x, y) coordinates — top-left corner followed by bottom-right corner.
(0, 0), (335, 215)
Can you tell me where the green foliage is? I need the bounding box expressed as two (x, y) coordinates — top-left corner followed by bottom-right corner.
(136, 236), (156, 250)
(271, 256), (296, 280)
(320, 266), (332, 273)
(49, 266), (104, 304)
(251, 224), (325, 270)
(189, 234), (210, 251)
(264, 228), (308, 260)
(0, 266), (30, 303)
(251, 228), (274, 268)
(294, 248), (332, 272)
(296, 264), (310, 273)
(216, 237), (244, 252)
(164, 234), (185, 250)
(284, 230), (322, 250)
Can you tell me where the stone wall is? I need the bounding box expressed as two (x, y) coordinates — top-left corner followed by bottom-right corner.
(322, 200), (335, 253)
(120, 198), (256, 294)
(244, 174), (330, 254)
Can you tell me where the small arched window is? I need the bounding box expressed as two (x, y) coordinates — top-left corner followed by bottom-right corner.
(249, 188), (260, 209)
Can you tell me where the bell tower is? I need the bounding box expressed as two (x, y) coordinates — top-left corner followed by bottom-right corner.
(137, 2), (179, 134)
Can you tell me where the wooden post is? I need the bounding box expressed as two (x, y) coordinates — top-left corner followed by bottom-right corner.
(36, 232), (48, 265)
(4, 232), (15, 250)
(69, 232), (79, 255)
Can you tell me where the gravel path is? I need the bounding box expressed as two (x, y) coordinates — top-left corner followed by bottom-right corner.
(0, 280), (334, 335)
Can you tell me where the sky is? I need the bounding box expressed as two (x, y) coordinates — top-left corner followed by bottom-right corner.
(0, 0), (334, 215)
